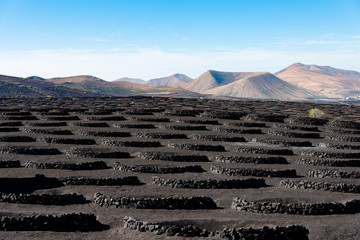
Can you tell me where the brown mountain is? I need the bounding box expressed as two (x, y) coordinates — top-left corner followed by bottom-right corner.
(185, 70), (319, 100)
(111, 81), (152, 90)
(114, 77), (146, 84)
(0, 74), (99, 98)
(185, 70), (259, 93)
(46, 75), (134, 96)
(275, 63), (360, 98)
(47, 75), (105, 84)
(145, 74), (193, 87)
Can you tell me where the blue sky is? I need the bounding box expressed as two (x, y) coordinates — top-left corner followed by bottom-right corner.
(0, 0), (360, 80)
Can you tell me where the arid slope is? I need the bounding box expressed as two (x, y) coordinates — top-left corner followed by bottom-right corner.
(204, 72), (319, 100)
(146, 74), (193, 87)
(275, 63), (360, 98)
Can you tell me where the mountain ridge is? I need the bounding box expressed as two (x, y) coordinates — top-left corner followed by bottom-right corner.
(199, 72), (320, 100)
(145, 73), (193, 87)
(275, 63), (360, 98)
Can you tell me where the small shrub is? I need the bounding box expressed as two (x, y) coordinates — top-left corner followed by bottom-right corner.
(308, 108), (330, 119)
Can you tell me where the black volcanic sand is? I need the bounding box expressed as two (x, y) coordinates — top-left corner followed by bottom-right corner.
(0, 97), (359, 239)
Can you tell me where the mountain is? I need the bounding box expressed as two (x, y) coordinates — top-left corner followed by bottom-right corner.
(27, 76), (46, 81)
(275, 63), (360, 98)
(0, 73), (202, 98)
(0, 74), (99, 98)
(111, 81), (152, 90)
(114, 77), (146, 84)
(203, 72), (319, 100)
(46, 75), (134, 96)
(47, 75), (105, 84)
(185, 70), (261, 93)
(145, 73), (193, 87)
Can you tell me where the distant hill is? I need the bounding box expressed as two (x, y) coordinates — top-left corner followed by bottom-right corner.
(145, 74), (193, 87)
(46, 75), (134, 96)
(111, 81), (152, 90)
(185, 70), (319, 100)
(185, 70), (260, 93)
(27, 76), (46, 81)
(0, 74), (99, 98)
(47, 75), (105, 84)
(203, 72), (319, 100)
(0, 73), (201, 98)
(3, 63), (360, 100)
(114, 77), (146, 84)
(275, 63), (360, 98)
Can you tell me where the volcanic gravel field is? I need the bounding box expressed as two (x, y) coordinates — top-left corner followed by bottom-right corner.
(0, 96), (359, 239)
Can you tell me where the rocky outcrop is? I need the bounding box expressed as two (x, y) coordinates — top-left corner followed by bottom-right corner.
(27, 122), (67, 127)
(123, 216), (309, 239)
(252, 137), (312, 147)
(224, 121), (267, 128)
(328, 120), (360, 129)
(162, 110), (200, 117)
(192, 135), (246, 142)
(78, 130), (131, 137)
(279, 179), (360, 193)
(326, 135), (360, 142)
(25, 161), (109, 170)
(102, 139), (162, 148)
(66, 148), (131, 158)
(215, 156), (288, 164)
(200, 111), (247, 120)
(113, 123), (156, 129)
(136, 132), (187, 139)
(59, 176), (141, 185)
(159, 125), (208, 131)
(0, 192), (86, 205)
(0, 213), (107, 231)
(213, 127), (263, 134)
(210, 165), (297, 178)
(45, 116), (80, 121)
(22, 128), (73, 135)
(285, 117), (328, 126)
(93, 193), (217, 209)
(245, 114), (288, 123)
(308, 169), (360, 179)
(301, 150), (360, 158)
(138, 151), (209, 162)
(0, 136), (36, 142)
(0, 146), (61, 155)
(234, 146), (294, 155)
(296, 158), (360, 167)
(40, 136), (96, 145)
(84, 116), (126, 121)
(267, 130), (321, 139)
(114, 163), (205, 174)
(70, 122), (110, 127)
(177, 119), (219, 125)
(231, 198), (360, 215)
(319, 142), (360, 150)
(151, 176), (266, 189)
(220, 225), (309, 240)
(168, 142), (226, 151)
(123, 216), (214, 237)
(273, 123), (319, 132)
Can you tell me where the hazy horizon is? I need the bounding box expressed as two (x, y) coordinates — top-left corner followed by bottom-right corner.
(0, 0), (359, 80)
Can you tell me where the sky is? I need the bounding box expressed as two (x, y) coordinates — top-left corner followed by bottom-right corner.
(0, 0), (360, 80)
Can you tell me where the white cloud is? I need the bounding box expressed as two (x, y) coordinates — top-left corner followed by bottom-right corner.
(301, 40), (354, 45)
(173, 33), (190, 41)
(80, 36), (110, 42)
(0, 47), (359, 80)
